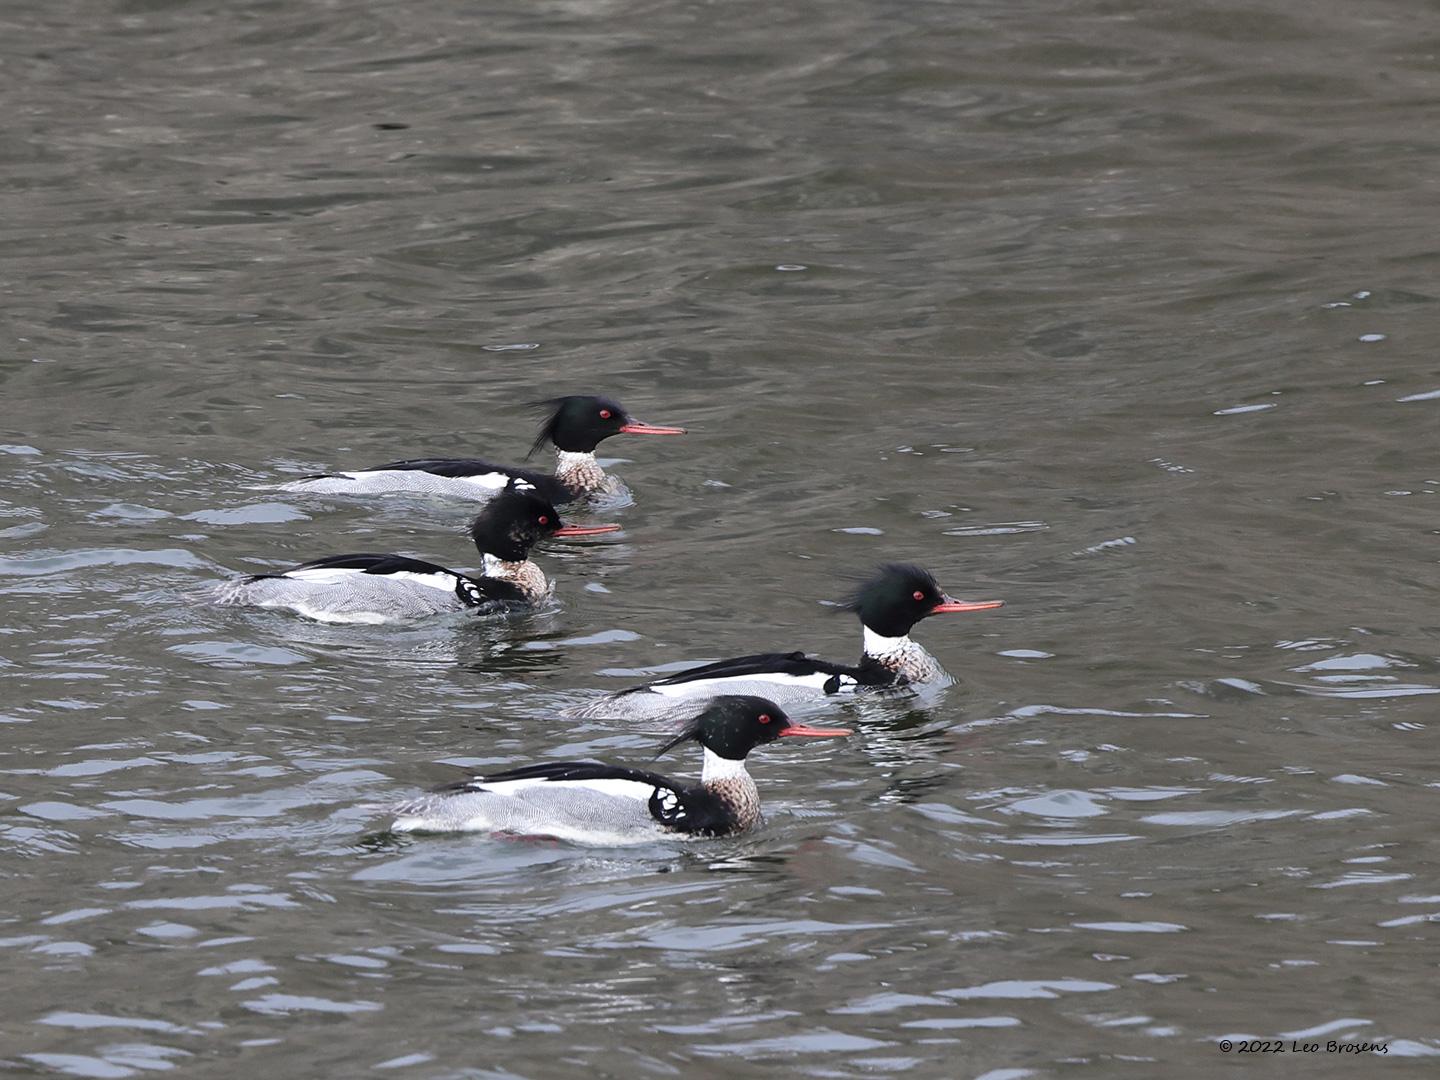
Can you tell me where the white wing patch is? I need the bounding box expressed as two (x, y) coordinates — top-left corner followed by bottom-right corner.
(283, 566), (369, 583)
(342, 469), (511, 490)
(282, 567), (458, 593)
(654, 787), (686, 820)
(650, 671), (836, 698)
(372, 570), (459, 593)
(457, 472), (513, 490)
(475, 776), (657, 803)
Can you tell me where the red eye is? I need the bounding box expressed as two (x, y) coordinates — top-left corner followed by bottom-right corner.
(758, 713), (772, 724)
(538, 515), (549, 525)
(913, 590), (925, 601)
(599, 408), (612, 419)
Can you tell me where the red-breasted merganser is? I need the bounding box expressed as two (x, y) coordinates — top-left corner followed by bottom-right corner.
(566, 563), (1002, 719)
(216, 480), (618, 623)
(390, 695), (850, 842)
(278, 394), (685, 502)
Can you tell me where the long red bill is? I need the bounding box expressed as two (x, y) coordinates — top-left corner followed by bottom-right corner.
(932, 598), (1004, 614)
(553, 523), (622, 537)
(779, 724), (853, 738)
(618, 421), (687, 435)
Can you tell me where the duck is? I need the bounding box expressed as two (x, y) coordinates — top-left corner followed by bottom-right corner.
(216, 480), (618, 623)
(390, 695), (850, 842)
(565, 563), (1002, 719)
(278, 394), (685, 503)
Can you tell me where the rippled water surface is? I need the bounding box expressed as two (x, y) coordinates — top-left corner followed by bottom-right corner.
(3, 0), (1439, 1075)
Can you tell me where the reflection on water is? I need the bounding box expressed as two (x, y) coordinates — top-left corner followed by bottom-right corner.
(3, 0), (1440, 1073)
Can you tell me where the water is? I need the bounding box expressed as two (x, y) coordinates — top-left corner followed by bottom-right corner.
(3, 0), (1438, 1074)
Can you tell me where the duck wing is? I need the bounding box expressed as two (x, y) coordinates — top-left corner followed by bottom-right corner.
(642, 651), (897, 694)
(444, 761), (731, 834)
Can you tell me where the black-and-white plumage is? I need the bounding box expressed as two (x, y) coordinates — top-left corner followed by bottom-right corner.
(215, 481), (618, 623)
(565, 564), (1003, 719)
(278, 394), (685, 503)
(390, 696), (850, 843)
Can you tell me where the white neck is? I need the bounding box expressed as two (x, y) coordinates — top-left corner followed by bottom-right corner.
(701, 746), (749, 783)
(480, 552), (516, 578)
(862, 625), (913, 658)
(479, 552), (551, 601)
(861, 624), (945, 682)
(554, 449), (609, 493)
(555, 449), (601, 474)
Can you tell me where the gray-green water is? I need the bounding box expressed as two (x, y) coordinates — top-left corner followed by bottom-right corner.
(3, 0), (1438, 1076)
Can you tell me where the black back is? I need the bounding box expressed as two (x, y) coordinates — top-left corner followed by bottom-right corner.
(640, 651), (899, 694)
(353, 458), (569, 503)
(249, 553), (526, 608)
(448, 761), (735, 836)
(294, 395), (640, 495)
(278, 553), (453, 578)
